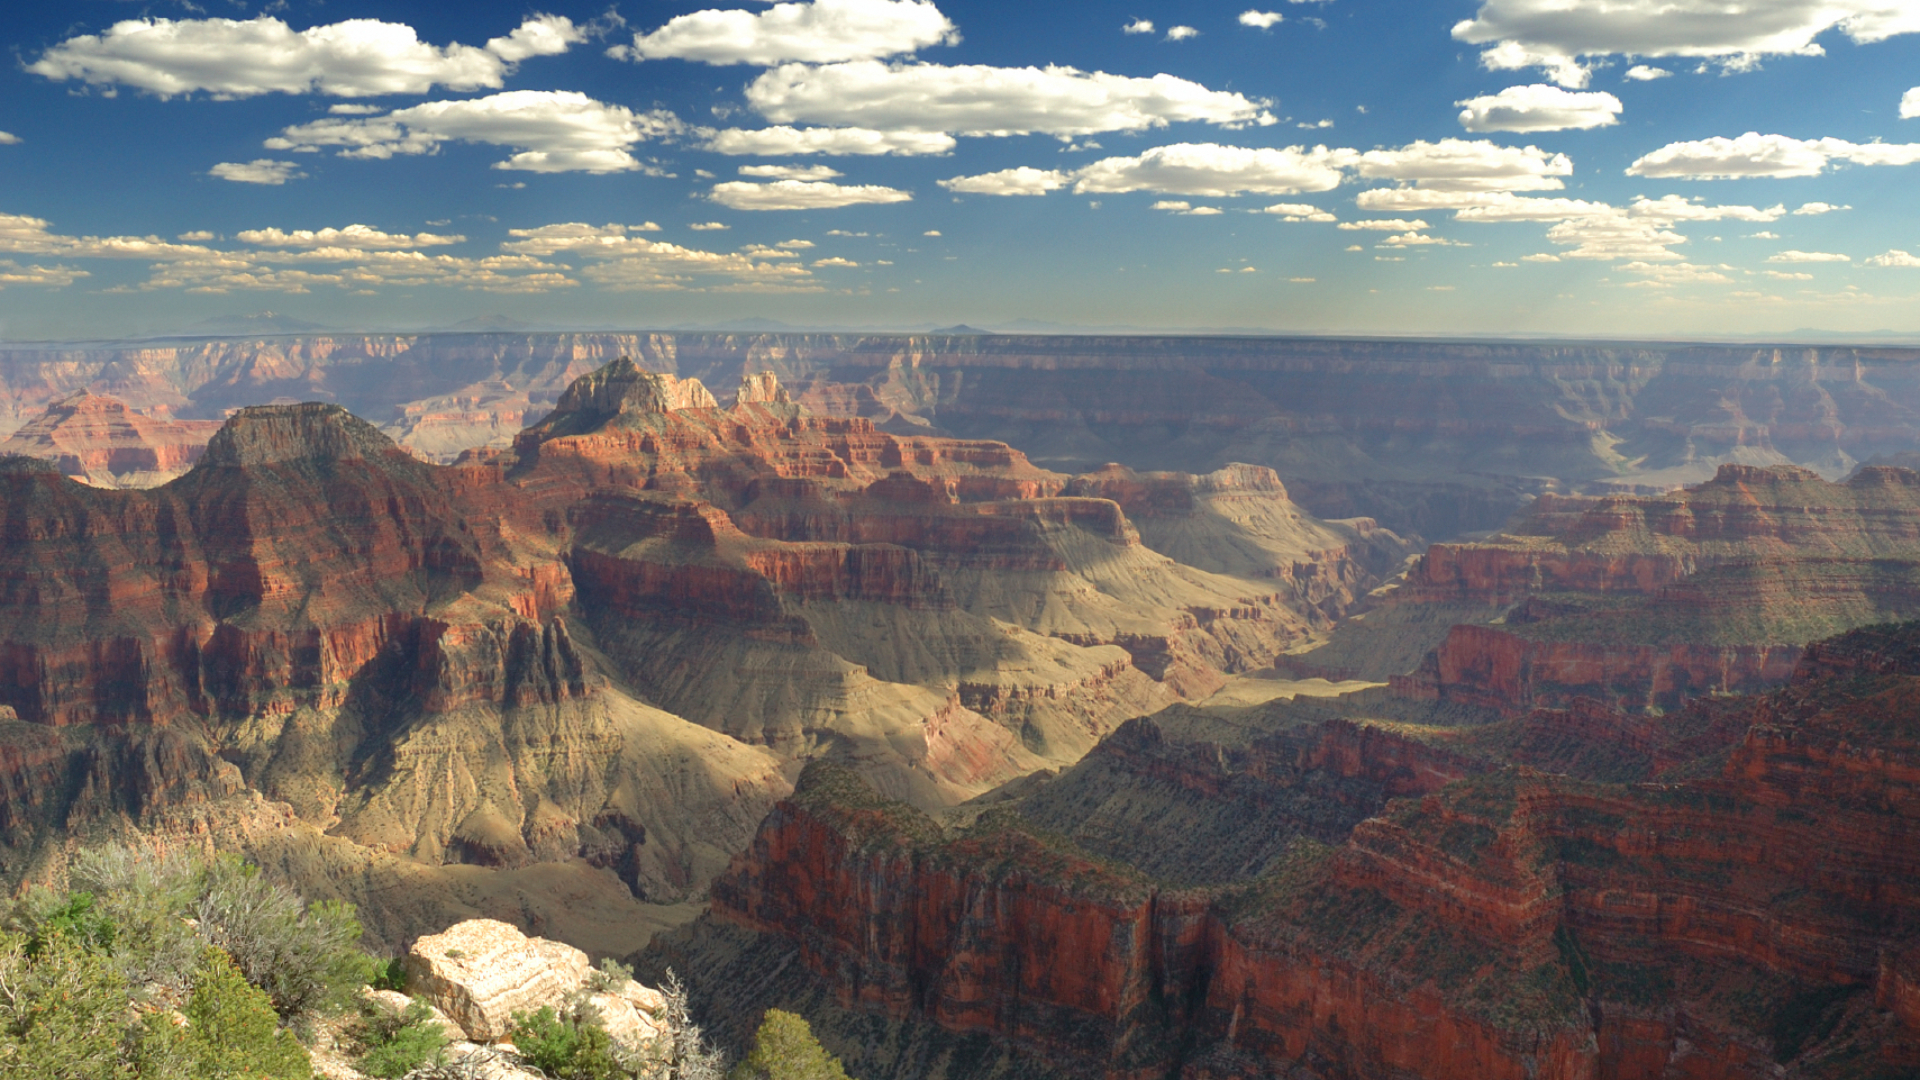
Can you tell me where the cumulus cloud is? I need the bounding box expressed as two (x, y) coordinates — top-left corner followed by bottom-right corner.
(211, 159), (304, 184)
(702, 125), (954, 155)
(1866, 249), (1920, 267)
(620, 0), (954, 65)
(1338, 218), (1428, 230)
(938, 166), (1069, 195)
(812, 256), (860, 267)
(740, 163), (844, 180)
(1451, 0), (1920, 88)
(1455, 84), (1620, 132)
(0, 132), (19, 146)
(1624, 64), (1670, 80)
(1615, 260), (1733, 286)
(744, 61), (1274, 136)
(1905, 87), (1920, 118)
(1165, 26), (1201, 41)
(1767, 249), (1850, 262)
(236, 224), (464, 247)
(0, 260), (87, 289)
(689, 222), (731, 230)
(268, 91), (682, 173)
(1123, 19), (1156, 34)
(1627, 194), (1784, 222)
(1396, 190), (1789, 266)
(1356, 138), (1571, 191)
(1239, 11), (1285, 28)
(711, 179), (913, 209)
(27, 14), (582, 99)
(1256, 202), (1337, 222)
(1794, 202), (1850, 214)
(1626, 132), (1920, 179)
(503, 221), (821, 291)
(0, 211), (575, 294)
(1073, 142), (1354, 196)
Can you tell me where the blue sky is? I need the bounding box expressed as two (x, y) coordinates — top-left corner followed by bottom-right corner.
(3, 0), (1920, 339)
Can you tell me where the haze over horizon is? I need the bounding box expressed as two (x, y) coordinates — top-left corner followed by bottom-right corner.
(5, 0), (1920, 341)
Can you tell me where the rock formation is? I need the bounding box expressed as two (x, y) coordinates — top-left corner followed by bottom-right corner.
(653, 621), (1920, 1079)
(0, 392), (221, 487)
(1381, 464), (1920, 713)
(0, 359), (1407, 951)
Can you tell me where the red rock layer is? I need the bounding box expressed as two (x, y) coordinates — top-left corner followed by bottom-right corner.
(704, 626), (1920, 1078)
(0, 392), (221, 484)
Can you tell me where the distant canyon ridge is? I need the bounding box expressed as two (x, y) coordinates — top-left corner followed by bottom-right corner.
(6, 332), (1920, 539)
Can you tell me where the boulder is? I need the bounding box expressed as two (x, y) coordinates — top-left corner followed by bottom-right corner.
(404, 919), (591, 1042)
(587, 986), (666, 1051)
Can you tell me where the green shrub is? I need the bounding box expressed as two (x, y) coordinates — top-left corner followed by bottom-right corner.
(176, 948), (312, 1080)
(367, 957), (408, 994)
(66, 848), (204, 1002)
(508, 1006), (624, 1080)
(0, 929), (134, 1079)
(190, 857), (368, 1022)
(728, 1010), (850, 1080)
(352, 999), (447, 1079)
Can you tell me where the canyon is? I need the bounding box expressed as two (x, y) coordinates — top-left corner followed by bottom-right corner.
(655, 622), (1920, 1079)
(0, 354), (1408, 953)
(6, 333), (1920, 1076)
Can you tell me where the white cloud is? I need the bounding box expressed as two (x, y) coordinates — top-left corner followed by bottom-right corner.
(1239, 11), (1285, 29)
(0, 132), (19, 146)
(328, 104), (383, 116)
(1546, 213), (1687, 261)
(622, 0), (954, 65)
(27, 14), (580, 99)
(1749, 230), (1780, 239)
(1073, 142), (1354, 196)
(924, 229), (941, 236)
(711, 179), (913, 209)
(1627, 132), (1920, 179)
(1380, 231), (1463, 246)
(1440, 194), (1614, 220)
(1616, 260), (1733, 286)
(1154, 201), (1224, 215)
(268, 91), (682, 173)
(0, 260), (87, 289)
(501, 221), (820, 291)
(740, 163), (844, 180)
(1866, 249), (1920, 267)
(178, 230), (215, 241)
(1165, 26), (1201, 41)
(1455, 84), (1620, 132)
(1764, 269), (1815, 279)
(236, 224), (464, 248)
(1627, 195), (1784, 222)
(1905, 87), (1920, 118)
(1451, 0), (1920, 88)
(1767, 249), (1850, 262)
(702, 125), (954, 155)
(1256, 202), (1336, 222)
(689, 222), (731, 230)
(744, 60), (1274, 136)
(938, 166), (1069, 195)
(1356, 138), (1571, 191)
(484, 14), (589, 63)
(211, 159), (304, 184)
(1794, 202), (1850, 215)
(1624, 64), (1670, 80)
(1123, 19), (1156, 35)
(812, 256), (859, 267)
(1338, 218), (1428, 230)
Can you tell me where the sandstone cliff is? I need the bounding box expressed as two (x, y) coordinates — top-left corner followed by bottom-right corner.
(0, 392), (221, 487)
(654, 622), (1920, 1079)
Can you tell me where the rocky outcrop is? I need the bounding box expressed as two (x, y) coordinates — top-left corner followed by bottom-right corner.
(405, 919), (597, 1042)
(0, 393), (220, 487)
(666, 623), (1920, 1079)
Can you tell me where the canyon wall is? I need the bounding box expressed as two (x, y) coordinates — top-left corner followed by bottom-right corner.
(662, 622), (1920, 1079)
(10, 334), (1920, 537)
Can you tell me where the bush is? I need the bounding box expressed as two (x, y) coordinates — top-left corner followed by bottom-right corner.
(0, 928), (134, 1079)
(367, 957), (408, 994)
(174, 948), (312, 1080)
(727, 1010), (850, 1080)
(659, 969), (726, 1080)
(352, 999), (447, 1079)
(192, 857), (369, 1022)
(507, 1006), (624, 1080)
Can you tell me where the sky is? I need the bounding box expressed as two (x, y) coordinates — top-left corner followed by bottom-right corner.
(3, 0), (1920, 340)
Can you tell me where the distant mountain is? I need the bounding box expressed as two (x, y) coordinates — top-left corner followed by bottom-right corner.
(447, 315), (531, 332)
(188, 311), (328, 335)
